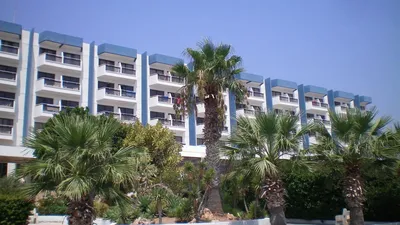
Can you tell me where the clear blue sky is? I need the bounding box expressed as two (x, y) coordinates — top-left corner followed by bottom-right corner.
(1, 0), (399, 122)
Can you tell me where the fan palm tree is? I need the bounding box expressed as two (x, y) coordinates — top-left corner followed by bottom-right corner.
(171, 39), (247, 213)
(19, 111), (146, 225)
(309, 108), (398, 225)
(222, 112), (309, 225)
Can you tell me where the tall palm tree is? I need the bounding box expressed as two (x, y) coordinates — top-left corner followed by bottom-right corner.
(19, 111), (145, 225)
(310, 108), (398, 225)
(171, 39), (247, 213)
(223, 112), (309, 225)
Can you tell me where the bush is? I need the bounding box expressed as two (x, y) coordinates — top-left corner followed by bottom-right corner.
(94, 201), (109, 218)
(36, 195), (67, 215)
(245, 201), (268, 219)
(0, 195), (34, 225)
(104, 205), (138, 224)
(175, 198), (193, 222)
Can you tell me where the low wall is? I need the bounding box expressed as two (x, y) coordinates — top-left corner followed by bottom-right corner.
(162, 218), (271, 225)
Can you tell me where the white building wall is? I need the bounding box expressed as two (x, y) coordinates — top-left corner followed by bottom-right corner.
(80, 43), (90, 107)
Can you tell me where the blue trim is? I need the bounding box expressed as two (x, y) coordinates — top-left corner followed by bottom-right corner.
(271, 79), (298, 90)
(39, 31), (83, 48)
(141, 52), (148, 125)
(149, 54), (183, 66)
(359, 95), (372, 104)
(265, 78), (273, 110)
(0, 20), (22, 37)
(235, 72), (263, 84)
(229, 91), (237, 133)
(304, 85), (327, 96)
(354, 95), (360, 109)
(88, 42), (95, 114)
(333, 91), (354, 100)
(97, 43), (137, 59)
(298, 85), (309, 149)
(187, 63), (196, 145)
(22, 29), (35, 139)
(327, 90), (335, 111)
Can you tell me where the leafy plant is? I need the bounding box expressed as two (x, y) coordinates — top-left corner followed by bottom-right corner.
(0, 194), (34, 225)
(175, 198), (194, 222)
(94, 201), (109, 218)
(103, 205), (138, 224)
(37, 195), (68, 215)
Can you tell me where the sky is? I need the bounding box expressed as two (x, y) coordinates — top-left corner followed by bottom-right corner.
(1, 0), (399, 122)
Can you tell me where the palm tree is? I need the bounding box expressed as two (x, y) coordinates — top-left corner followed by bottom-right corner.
(309, 108), (398, 225)
(19, 110), (145, 225)
(223, 112), (309, 225)
(171, 39), (247, 213)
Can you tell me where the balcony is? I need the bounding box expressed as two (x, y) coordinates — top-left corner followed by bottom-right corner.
(0, 69), (17, 86)
(197, 103), (205, 115)
(272, 95), (299, 109)
(149, 118), (186, 133)
(335, 105), (349, 114)
(37, 53), (82, 75)
(0, 124), (13, 140)
(34, 104), (61, 121)
(247, 91), (265, 103)
(97, 87), (136, 105)
(149, 95), (176, 112)
(0, 97), (15, 114)
(308, 118), (331, 126)
(36, 78), (80, 97)
(149, 74), (184, 90)
(236, 108), (264, 118)
(0, 43), (19, 62)
(98, 111), (137, 123)
(306, 101), (328, 114)
(97, 64), (136, 82)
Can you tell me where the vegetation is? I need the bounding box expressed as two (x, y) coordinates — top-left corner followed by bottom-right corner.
(223, 112), (309, 225)
(19, 108), (146, 225)
(37, 195), (67, 215)
(309, 108), (398, 225)
(171, 39), (247, 213)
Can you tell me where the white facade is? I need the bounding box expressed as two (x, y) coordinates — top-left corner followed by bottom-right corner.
(0, 21), (372, 176)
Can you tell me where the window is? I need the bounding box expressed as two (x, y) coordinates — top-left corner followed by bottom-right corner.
(63, 76), (79, 83)
(169, 114), (182, 121)
(99, 59), (114, 66)
(307, 113), (314, 118)
(252, 87), (261, 93)
(61, 100), (79, 108)
(0, 91), (15, 99)
(287, 93), (294, 98)
(40, 48), (56, 55)
(253, 105), (261, 111)
(150, 111), (164, 119)
(38, 71), (55, 79)
(197, 117), (205, 124)
(63, 52), (81, 60)
(98, 81), (114, 89)
(197, 138), (205, 145)
(98, 104), (114, 112)
(0, 65), (17, 73)
(0, 118), (13, 125)
(120, 85), (134, 91)
(305, 96), (313, 102)
(272, 91), (281, 96)
(120, 107), (134, 115)
(121, 63), (134, 69)
(34, 122), (45, 131)
(0, 163), (7, 178)
(150, 89), (164, 97)
(150, 68), (164, 75)
(175, 136), (183, 143)
(2, 40), (19, 47)
(36, 96), (53, 105)
(334, 101), (341, 106)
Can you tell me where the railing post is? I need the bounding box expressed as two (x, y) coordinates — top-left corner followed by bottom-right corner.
(60, 76), (64, 88)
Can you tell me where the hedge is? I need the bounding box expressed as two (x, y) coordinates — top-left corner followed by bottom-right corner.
(0, 195), (34, 225)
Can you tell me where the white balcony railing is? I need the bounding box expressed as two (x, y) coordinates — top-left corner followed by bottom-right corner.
(153, 118), (185, 128)
(100, 87), (136, 99)
(153, 74), (185, 84)
(0, 44), (19, 55)
(0, 70), (17, 81)
(98, 111), (137, 123)
(101, 64), (136, 76)
(41, 53), (81, 67)
(0, 97), (14, 108)
(307, 101), (328, 108)
(40, 78), (80, 90)
(278, 96), (298, 103)
(0, 125), (13, 135)
(308, 118), (331, 126)
(247, 91), (264, 98)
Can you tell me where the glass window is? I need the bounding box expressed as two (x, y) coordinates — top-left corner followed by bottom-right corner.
(38, 71), (55, 79)
(175, 136), (183, 143)
(120, 85), (134, 91)
(0, 118), (13, 125)
(272, 91), (281, 96)
(120, 107), (134, 115)
(2, 40), (19, 47)
(61, 100), (79, 108)
(121, 63), (134, 69)
(0, 65), (17, 73)
(334, 101), (341, 106)
(252, 87), (261, 93)
(63, 52), (81, 59)
(63, 76), (79, 83)
(197, 138), (205, 145)
(150, 89), (164, 97)
(307, 113), (314, 118)
(99, 59), (114, 66)
(34, 122), (45, 131)
(196, 117), (205, 124)
(0, 91), (15, 99)
(150, 111), (164, 119)
(98, 81), (114, 89)
(98, 104), (114, 112)
(305, 96), (313, 102)
(39, 48), (56, 55)
(36, 96), (53, 105)
(150, 68), (164, 75)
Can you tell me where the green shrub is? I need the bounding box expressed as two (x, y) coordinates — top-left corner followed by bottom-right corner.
(94, 201), (109, 218)
(245, 201), (268, 219)
(0, 195), (34, 225)
(166, 195), (183, 217)
(175, 198), (193, 222)
(36, 195), (67, 215)
(104, 205), (138, 224)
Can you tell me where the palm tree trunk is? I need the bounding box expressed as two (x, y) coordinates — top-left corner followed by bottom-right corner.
(203, 94), (223, 214)
(343, 164), (365, 225)
(157, 198), (162, 224)
(67, 197), (95, 225)
(263, 177), (286, 225)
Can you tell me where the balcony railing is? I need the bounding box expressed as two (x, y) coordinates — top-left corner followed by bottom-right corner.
(102, 88), (136, 99)
(121, 90), (136, 98)
(41, 104), (61, 113)
(278, 96), (298, 103)
(309, 118), (331, 125)
(98, 111), (118, 117)
(41, 78), (80, 90)
(0, 97), (14, 108)
(0, 70), (17, 81)
(222, 126), (229, 132)
(42, 53), (81, 67)
(120, 113), (137, 122)
(0, 44), (18, 55)
(157, 74), (184, 84)
(155, 118), (185, 127)
(104, 65), (136, 75)
(0, 125), (12, 135)
(157, 96), (174, 104)
(248, 91), (264, 98)
(309, 101), (328, 108)
(172, 120), (185, 127)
